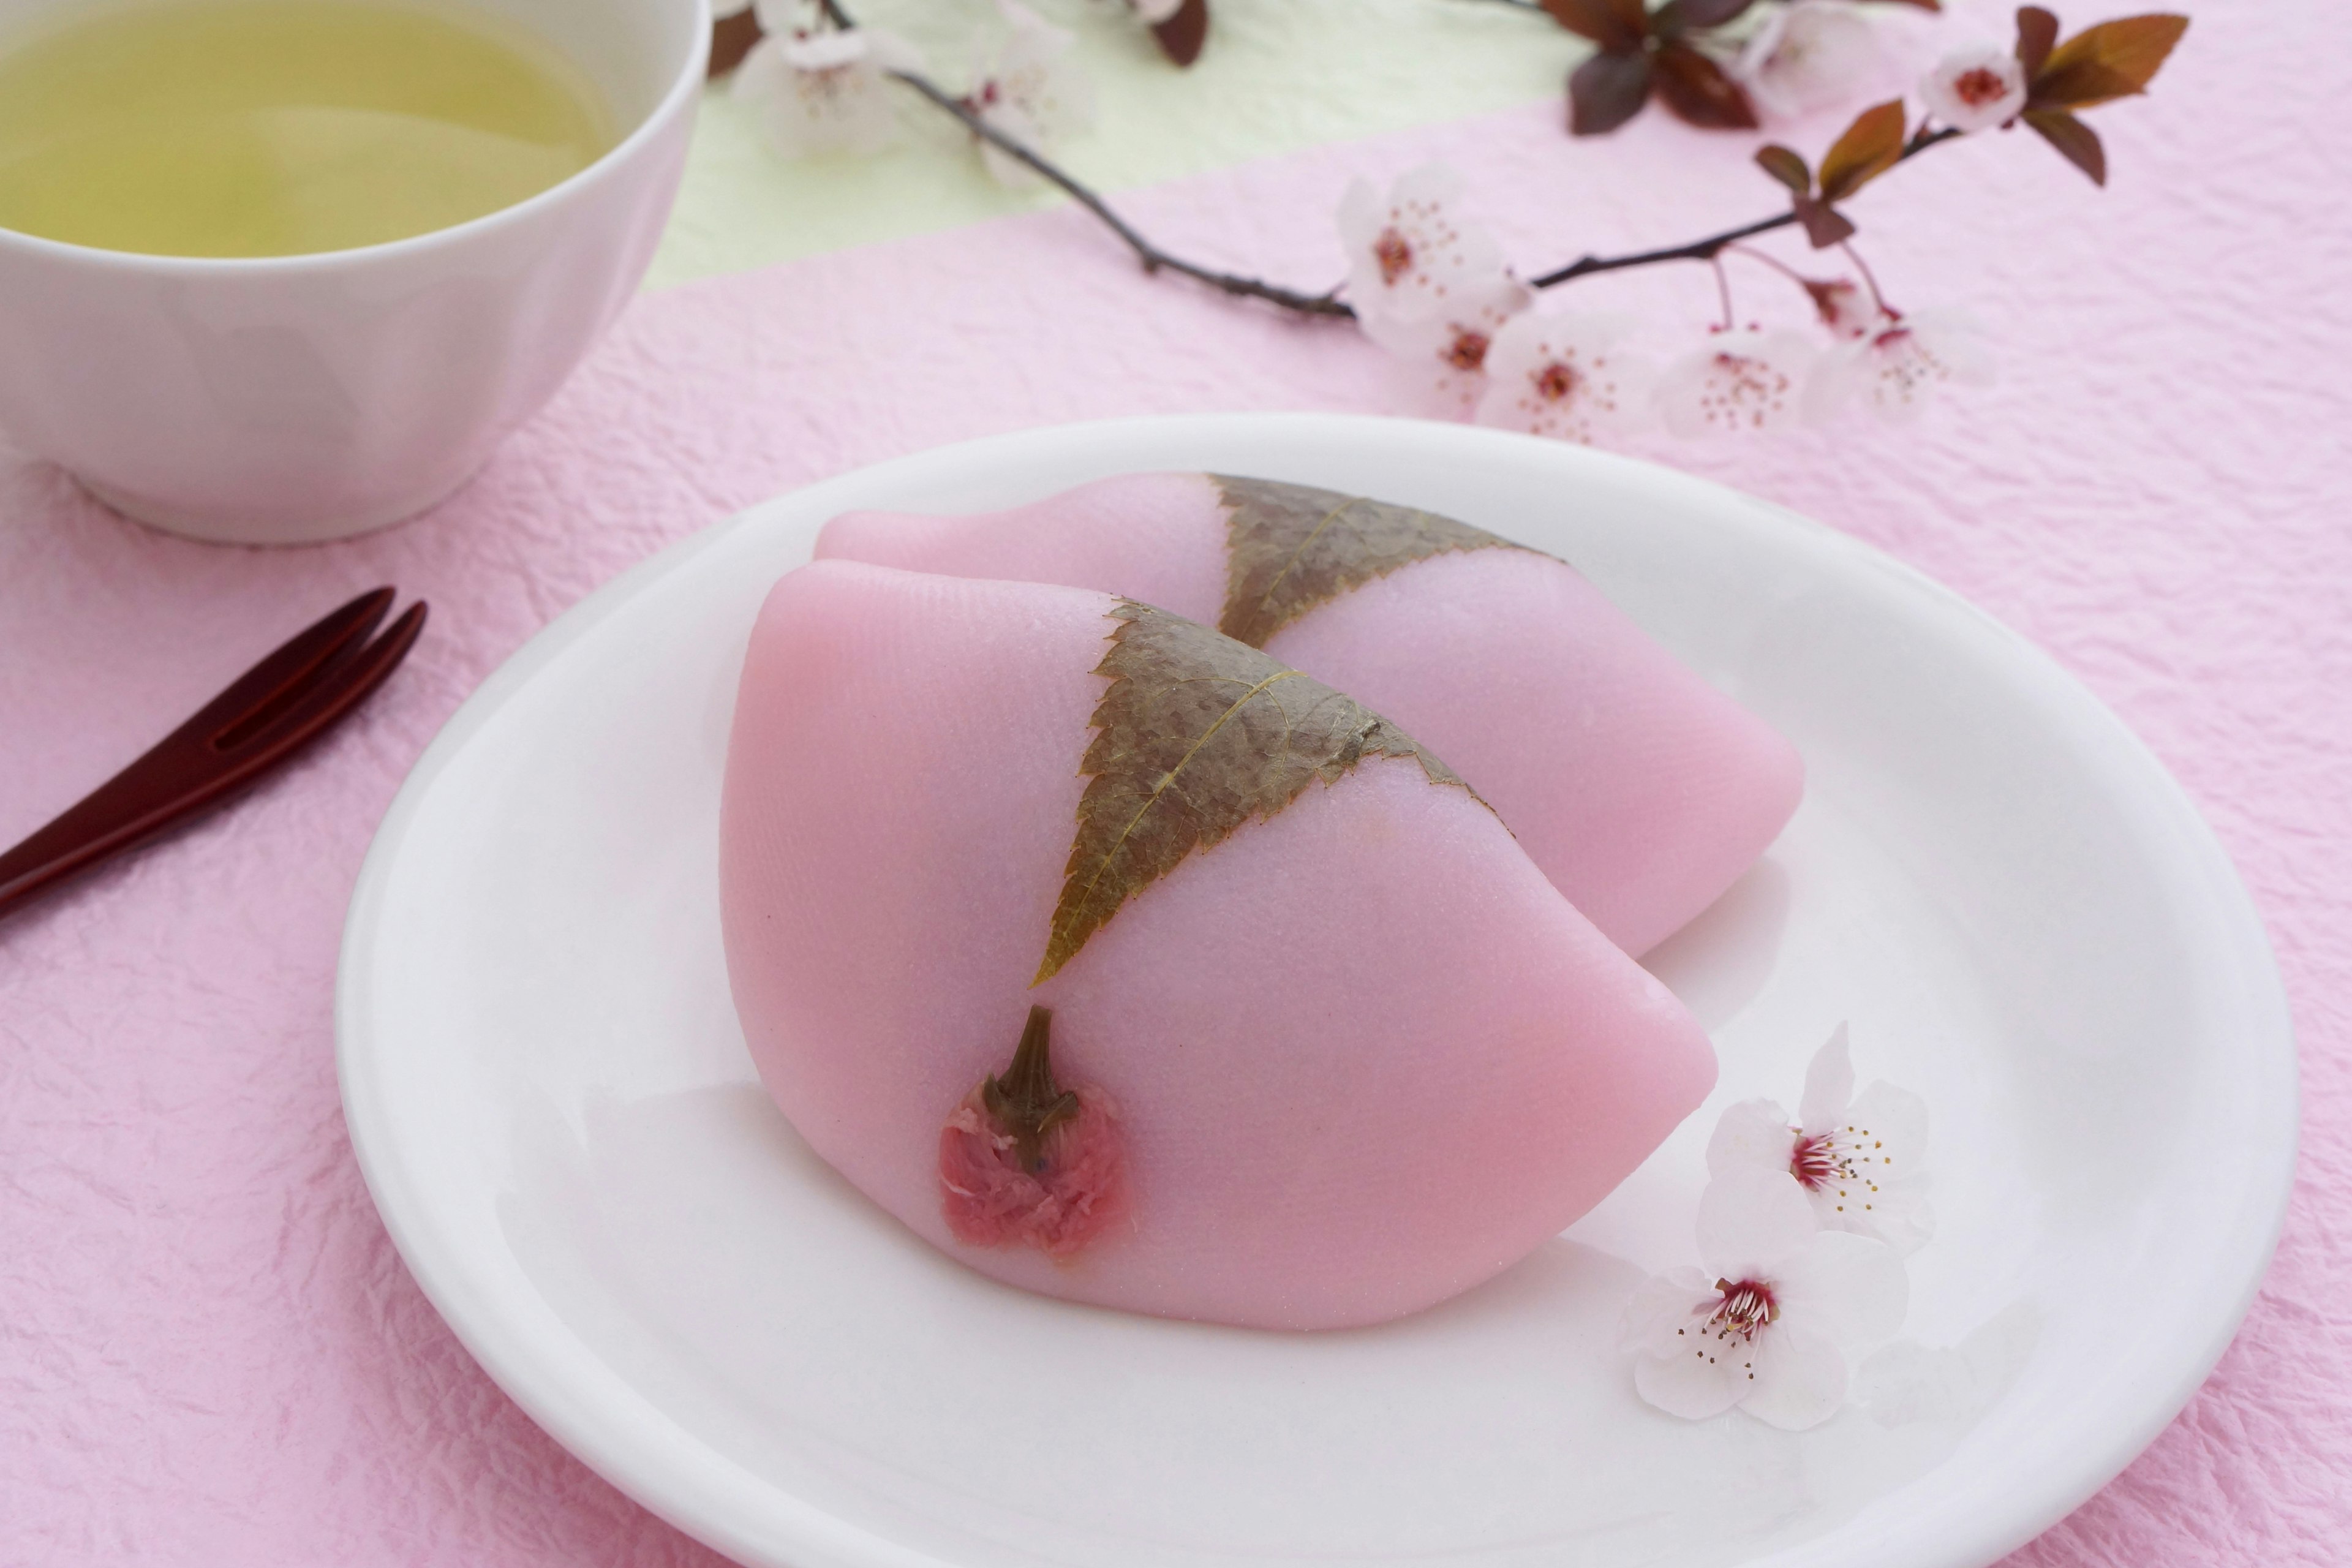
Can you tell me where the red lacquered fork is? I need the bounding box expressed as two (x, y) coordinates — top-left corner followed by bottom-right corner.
(0, 587), (426, 922)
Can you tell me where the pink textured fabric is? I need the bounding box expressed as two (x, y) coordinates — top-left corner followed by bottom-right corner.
(2, 3), (2346, 1556)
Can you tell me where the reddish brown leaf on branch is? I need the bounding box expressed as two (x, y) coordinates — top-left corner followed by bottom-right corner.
(1792, 194), (1857, 248)
(2025, 108), (2107, 184)
(1655, 0), (1755, 35)
(1652, 42), (1758, 129)
(1570, 48), (1654, 136)
(2014, 6), (2060, 78)
(1755, 143), (1812, 194)
(2033, 14), (2187, 108)
(1817, 99), (1908, 201)
(1543, 0), (1648, 50)
(1151, 0), (1210, 68)
(707, 7), (763, 77)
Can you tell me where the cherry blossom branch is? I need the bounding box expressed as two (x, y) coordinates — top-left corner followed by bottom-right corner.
(820, 0), (1350, 316)
(1528, 127), (1958, 287)
(797, 6), (1978, 324)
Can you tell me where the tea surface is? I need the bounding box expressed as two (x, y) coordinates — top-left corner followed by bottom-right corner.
(0, 0), (610, 257)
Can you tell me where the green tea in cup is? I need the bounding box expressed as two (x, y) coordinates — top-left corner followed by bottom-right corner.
(0, 0), (611, 257)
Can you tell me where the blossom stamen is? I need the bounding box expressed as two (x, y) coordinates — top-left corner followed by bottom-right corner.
(1709, 1277), (1779, 1344)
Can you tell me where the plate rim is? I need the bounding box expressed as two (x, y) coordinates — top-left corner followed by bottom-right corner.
(336, 411), (2298, 1568)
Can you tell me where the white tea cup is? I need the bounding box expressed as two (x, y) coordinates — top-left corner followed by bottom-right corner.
(0, 0), (708, 546)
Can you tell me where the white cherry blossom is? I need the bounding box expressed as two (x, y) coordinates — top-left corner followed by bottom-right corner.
(712, 0), (753, 16)
(1122, 0), (1186, 23)
(971, 1), (1098, 188)
(1921, 45), (2029, 134)
(1357, 274), (1533, 415)
(1336, 164), (1509, 328)
(734, 18), (923, 159)
(1735, 2), (1882, 122)
(1805, 308), (1994, 424)
(1707, 1024), (1933, 1254)
(1621, 1166), (1909, 1430)
(1805, 277), (1879, 341)
(1472, 310), (1644, 445)
(1654, 326), (1820, 438)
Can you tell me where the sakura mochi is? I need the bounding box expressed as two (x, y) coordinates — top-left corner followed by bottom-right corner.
(720, 559), (1718, 1331)
(818, 473), (1803, 956)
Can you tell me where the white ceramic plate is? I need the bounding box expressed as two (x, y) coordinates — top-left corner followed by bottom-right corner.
(338, 414), (2294, 1568)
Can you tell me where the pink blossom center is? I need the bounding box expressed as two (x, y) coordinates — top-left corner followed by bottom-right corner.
(1953, 66), (2011, 108)
(1373, 228), (1414, 287)
(1709, 1278), (1779, 1342)
(1790, 1131), (1848, 1190)
(1444, 328), (1491, 373)
(939, 1083), (1129, 1260)
(1533, 359), (1580, 402)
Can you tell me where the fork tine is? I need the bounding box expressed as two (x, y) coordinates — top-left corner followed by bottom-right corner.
(182, 586), (395, 750)
(217, 600), (428, 760)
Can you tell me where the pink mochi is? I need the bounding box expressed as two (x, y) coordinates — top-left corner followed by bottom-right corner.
(720, 559), (1717, 1331)
(817, 472), (1804, 956)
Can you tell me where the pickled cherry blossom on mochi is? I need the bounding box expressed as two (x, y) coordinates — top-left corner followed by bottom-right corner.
(1338, 164), (1506, 326)
(720, 560), (1719, 1329)
(1656, 326), (1820, 438)
(816, 474), (1803, 957)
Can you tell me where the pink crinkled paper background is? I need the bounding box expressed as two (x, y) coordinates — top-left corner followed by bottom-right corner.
(2, 2), (2346, 1561)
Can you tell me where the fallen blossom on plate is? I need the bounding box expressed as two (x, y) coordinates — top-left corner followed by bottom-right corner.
(1357, 274), (1533, 416)
(971, 1), (1099, 187)
(1806, 308), (1994, 424)
(1472, 310), (1643, 445)
(1707, 1023), (1933, 1254)
(1336, 164), (1509, 328)
(1735, 1), (1883, 123)
(1621, 1166), (1909, 1430)
(1654, 326), (1820, 439)
(734, 13), (924, 159)
(1921, 44), (2029, 133)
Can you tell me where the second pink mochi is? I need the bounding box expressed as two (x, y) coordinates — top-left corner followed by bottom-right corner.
(720, 560), (1718, 1331)
(818, 472), (1803, 956)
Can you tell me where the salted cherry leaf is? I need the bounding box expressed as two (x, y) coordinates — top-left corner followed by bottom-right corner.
(2014, 6), (2059, 78)
(1151, 0), (1209, 68)
(1656, 0), (1756, 37)
(2034, 14), (2187, 108)
(1213, 477), (1529, 648)
(1817, 99), (1907, 202)
(1570, 47), (1654, 136)
(1037, 602), (1475, 982)
(2024, 108), (2106, 185)
(1652, 42), (1759, 130)
(1755, 143), (1814, 195)
(1793, 194), (1857, 247)
(1544, 0), (1649, 50)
